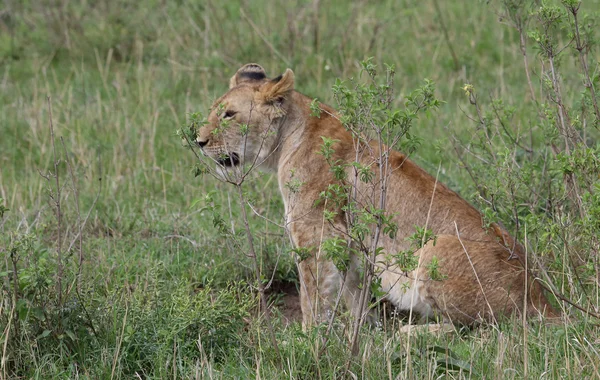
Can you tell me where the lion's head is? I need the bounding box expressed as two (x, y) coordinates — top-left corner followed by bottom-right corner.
(196, 64), (295, 171)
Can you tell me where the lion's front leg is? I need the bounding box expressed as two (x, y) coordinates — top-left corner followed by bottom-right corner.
(297, 256), (342, 327)
(289, 220), (362, 329)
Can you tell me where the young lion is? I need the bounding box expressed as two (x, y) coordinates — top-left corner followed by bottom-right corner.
(195, 63), (557, 328)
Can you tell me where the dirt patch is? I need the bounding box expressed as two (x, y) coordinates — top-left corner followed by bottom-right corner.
(266, 282), (414, 327)
(267, 280), (303, 325)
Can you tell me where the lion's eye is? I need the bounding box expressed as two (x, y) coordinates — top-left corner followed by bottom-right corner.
(223, 110), (236, 119)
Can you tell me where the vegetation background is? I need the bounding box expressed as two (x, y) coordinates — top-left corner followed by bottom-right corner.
(1, 0), (599, 378)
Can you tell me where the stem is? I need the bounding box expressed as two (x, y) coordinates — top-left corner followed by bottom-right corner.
(312, 0), (320, 53)
(547, 55), (586, 217)
(2, 261), (15, 378)
(568, 2), (600, 125)
(548, 56), (573, 155)
(61, 138), (83, 294)
(236, 184), (281, 362)
(47, 97), (64, 313)
(110, 302), (128, 380)
(518, 25), (537, 103)
(10, 250), (20, 340)
(433, 0), (460, 71)
(489, 94), (533, 154)
(349, 129), (388, 356)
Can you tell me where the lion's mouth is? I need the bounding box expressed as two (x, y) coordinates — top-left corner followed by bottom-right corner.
(216, 152), (240, 167)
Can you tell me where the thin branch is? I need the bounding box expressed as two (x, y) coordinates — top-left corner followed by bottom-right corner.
(567, 2), (600, 125)
(489, 94), (533, 153)
(47, 97), (64, 314)
(236, 184), (282, 362)
(433, 0), (460, 71)
(60, 138), (83, 294)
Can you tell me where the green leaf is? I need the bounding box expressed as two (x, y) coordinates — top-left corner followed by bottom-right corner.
(427, 345), (459, 359)
(65, 330), (77, 342)
(37, 330), (52, 340)
(31, 307), (45, 321)
(16, 299), (28, 321)
(435, 357), (478, 375)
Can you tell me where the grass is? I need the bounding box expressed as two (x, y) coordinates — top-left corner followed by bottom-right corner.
(1, 0), (600, 378)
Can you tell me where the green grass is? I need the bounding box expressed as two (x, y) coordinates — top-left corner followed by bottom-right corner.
(1, 0), (600, 378)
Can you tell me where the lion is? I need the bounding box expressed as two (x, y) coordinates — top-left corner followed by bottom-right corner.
(195, 63), (558, 329)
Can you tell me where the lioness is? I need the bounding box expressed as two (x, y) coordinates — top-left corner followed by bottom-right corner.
(195, 63), (557, 328)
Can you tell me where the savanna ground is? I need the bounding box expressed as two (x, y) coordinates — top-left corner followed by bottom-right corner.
(1, 0), (600, 378)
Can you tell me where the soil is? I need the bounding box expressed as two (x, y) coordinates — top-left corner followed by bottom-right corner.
(266, 280), (303, 325)
(266, 280), (413, 328)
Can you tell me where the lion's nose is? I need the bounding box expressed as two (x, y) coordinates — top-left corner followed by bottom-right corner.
(196, 139), (208, 148)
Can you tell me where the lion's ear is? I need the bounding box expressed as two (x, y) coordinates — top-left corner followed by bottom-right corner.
(229, 63), (267, 88)
(259, 69), (295, 104)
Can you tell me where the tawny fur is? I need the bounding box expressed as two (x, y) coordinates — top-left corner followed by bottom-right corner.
(196, 63), (557, 328)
